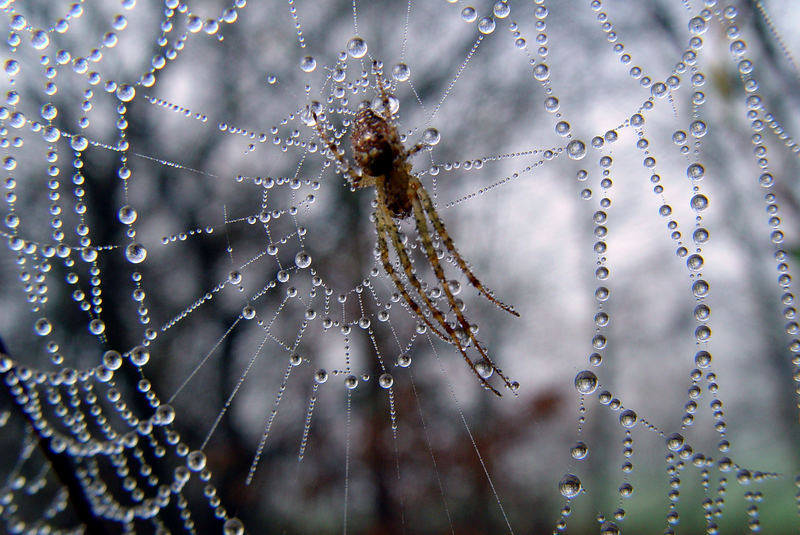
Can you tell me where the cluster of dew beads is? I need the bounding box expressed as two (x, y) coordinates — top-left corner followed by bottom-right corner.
(719, 4), (800, 418)
(663, 432), (688, 531)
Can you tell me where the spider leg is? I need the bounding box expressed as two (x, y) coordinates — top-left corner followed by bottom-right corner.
(311, 110), (368, 188)
(413, 177), (520, 317)
(406, 143), (426, 158)
(375, 189), (502, 395)
(374, 192), (454, 343)
(410, 193), (513, 393)
(374, 205), (449, 343)
(372, 61), (394, 124)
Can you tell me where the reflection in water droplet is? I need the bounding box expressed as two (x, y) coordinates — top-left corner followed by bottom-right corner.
(571, 441), (588, 459)
(558, 474), (582, 498)
(619, 409), (637, 428)
(566, 139), (586, 160)
(346, 36), (368, 58)
(35, 318), (52, 336)
(422, 128), (441, 146)
(461, 7), (477, 22)
(125, 243), (147, 263)
(187, 450), (207, 471)
(378, 373), (393, 388)
(344, 374), (358, 389)
(478, 17), (496, 34)
(392, 63), (410, 82)
(300, 56), (317, 73)
(574, 370), (598, 394)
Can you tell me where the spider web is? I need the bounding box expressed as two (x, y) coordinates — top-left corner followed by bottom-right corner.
(1, 0), (800, 533)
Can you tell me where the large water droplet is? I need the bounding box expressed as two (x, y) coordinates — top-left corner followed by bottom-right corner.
(294, 251), (312, 268)
(422, 128), (440, 146)
(478, 17), (496, 34)
(558, 474), (582, 498)
(344, 374), (358, 390)
(116, 84), (136, 102)
(574, 370), (598, 394)
(619, 409), (637, 428)
(566, 139), (586, 160)
(392, 63), (410, 82)
(346, 36), (368, 58)
(125, 243), (147, 263)
(34, 318), (52, 336)
(223, 518), (245, 535)
(300, 56), (317, 73)
(378, 373), (394, 388)
(186, 450), (207, 471)
(31, 30), (50, 50)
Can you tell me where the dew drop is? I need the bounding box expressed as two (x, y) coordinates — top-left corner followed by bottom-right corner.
(422, 128), (441, 146)
(294, 251), (312, 268)
(448, 280), (462, 295)
(378, 373), (394, 389)
(673, 132), (687, 145)
(130, 346), (150, 366)
(461, 6), (477, 22)
(533, 63), (550, 81)
(600, 520), (620, 535)
(314, 369), (329, 384)
(474, 361), (493, 379)
(103, 350), (123, 370)
(344, 374), (358, 389)
(4, 59), (20, 76)
(118, 205), (138, 224)
(619, 409), (637, 428)
(665, 432), (685, 451)
(478, 17), (496, 34)
(223, 518), (245, 535)
(690, 194), (708, 211)
(397, 353), (411, 367)
(116, 84), (135, 102)
(558, 474), (582, 498)
(689, 120), (707, 137)
(493, 1), (510, 18)
(299, 56), (317, 73)
(574, 370), (598, 394)
(566, 139), (586, 160)
(89, 318), (106, 335)
(392, 63), (410, 82)
(34, 318), (52, 336)
(346, 36), (368, 58)
(695, 350), (712, 368)
(688, 16), (708, 35)
(692, 279), (709, 297)
(186, 450), (207, 471)
(651, 82), (668, 98)
(31, 30), (50, 50)
(686, 163), (705, 181)
(125, 243), (147, 264)
(155, 404), (175, 425)
(686, 254), (704, 270)
(571, 441), (588, 459)
(70, 135), (89, 151)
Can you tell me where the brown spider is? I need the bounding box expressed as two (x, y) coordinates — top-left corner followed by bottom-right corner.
(310, 62), (519, 395)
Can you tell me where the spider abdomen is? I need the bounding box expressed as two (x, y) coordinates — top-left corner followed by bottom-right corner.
(352, 107), (400, 178)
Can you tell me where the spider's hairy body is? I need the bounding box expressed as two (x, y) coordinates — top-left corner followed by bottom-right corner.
(351, 106), (412, 218)
(311, 62), (519, 395)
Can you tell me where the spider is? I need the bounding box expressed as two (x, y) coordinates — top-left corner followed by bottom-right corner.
(310, 61), (519, 395)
